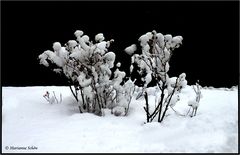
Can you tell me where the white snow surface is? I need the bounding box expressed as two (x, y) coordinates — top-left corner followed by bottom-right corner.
(2, 85), (238, 153)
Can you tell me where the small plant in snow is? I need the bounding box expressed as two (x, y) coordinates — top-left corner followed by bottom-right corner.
(187, 80), (202, 117)
(43, 91), (62, 104)
(127, 30), (185, 123)
(38, 30), (132, 116)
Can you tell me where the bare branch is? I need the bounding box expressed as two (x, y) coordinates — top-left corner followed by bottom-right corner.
(160, 77), (178, 122)
(144, 91), (150, 123)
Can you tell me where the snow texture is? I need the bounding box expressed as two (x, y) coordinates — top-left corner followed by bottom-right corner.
(2, 85), (238, 153)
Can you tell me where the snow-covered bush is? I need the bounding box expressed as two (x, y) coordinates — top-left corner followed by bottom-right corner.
(128, 30), (185, 123)
(38, 30), (132, 116)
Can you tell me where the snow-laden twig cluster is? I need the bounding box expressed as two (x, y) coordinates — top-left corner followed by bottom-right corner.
(39, 30), (134, 116)
(127, 30), (186, 123)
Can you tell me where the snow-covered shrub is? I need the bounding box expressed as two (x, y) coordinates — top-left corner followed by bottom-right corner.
(38, 30), (130, 116)
(128, 30), (185, 123)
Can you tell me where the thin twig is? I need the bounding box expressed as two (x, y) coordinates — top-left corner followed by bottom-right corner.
(53, 91), (59, 104)
(144, 91), (150, 123)
(60, 93), (62, 103)
(43, 96), (50, 102)
(160, 77), (178, 122)
(125, 86), (135, 116)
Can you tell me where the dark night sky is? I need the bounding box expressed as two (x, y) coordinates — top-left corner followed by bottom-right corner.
(1, 1), (239, 87)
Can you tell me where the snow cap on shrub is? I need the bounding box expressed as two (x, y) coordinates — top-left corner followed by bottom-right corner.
(39, 53), (49, 67)
(68, 40), (77, 48)
(179, 73), (186, 79)
(125, 44), (137, 55)
(164, 34), (172, 42)
(171, 36), (183, 48)
(103, 52), (116, 68)
(95, 33), (105, 42)
(156, 33), (165, 48)
(74, 30), (84, 37)
(82, 35), (90, 43)
(53, 42), (61, 51)
(97, 41), (107, 51)
(146, 32), (153, 39)
(139, 34), (150, 46)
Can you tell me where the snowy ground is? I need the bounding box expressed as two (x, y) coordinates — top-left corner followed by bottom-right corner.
(2, 85), (238, 153)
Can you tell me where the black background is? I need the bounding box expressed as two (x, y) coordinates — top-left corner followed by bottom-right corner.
(1, 1), (239, 87)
